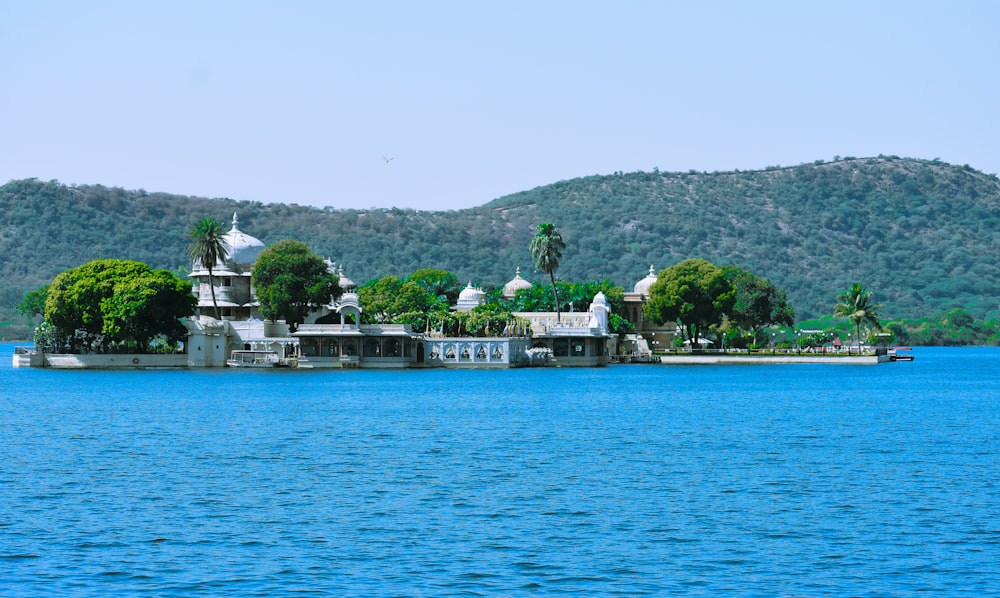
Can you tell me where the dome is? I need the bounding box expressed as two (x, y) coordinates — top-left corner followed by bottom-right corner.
(502, 267), (532, 298)
(223, 213), (265, 267)
(633, 265), (658, 296)
(338, 291), (360, 310)
(592, 291), (608, 307)
(456, 282), (486, 312)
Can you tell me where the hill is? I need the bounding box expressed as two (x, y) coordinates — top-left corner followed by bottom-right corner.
(2, 156), (998, 338)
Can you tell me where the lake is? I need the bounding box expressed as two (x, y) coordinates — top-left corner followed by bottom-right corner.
(2, 344), (998, 595)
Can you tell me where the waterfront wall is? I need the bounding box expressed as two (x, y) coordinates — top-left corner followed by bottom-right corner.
(31, 353), (189, 369)
(658, 354), (886, 365)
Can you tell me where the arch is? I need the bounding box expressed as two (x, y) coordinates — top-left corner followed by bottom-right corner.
(364, 339), (381, 357)
(384, 338), (401, 357)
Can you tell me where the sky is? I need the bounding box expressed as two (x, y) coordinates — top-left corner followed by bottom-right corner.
(3, 1), (998, 211)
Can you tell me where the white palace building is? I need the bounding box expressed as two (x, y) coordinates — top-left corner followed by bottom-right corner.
(182, 214), (633, 369)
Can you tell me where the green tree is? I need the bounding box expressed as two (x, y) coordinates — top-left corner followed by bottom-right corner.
(461, 303), (514, 337)
(357, 275), (429, 325)
(18, 284), (49, 318)
(530, 222), (566, 323)
(645, 258), (735, 348)
(251, 240), (342, 332)
(508, 282), (572, 312)
(833, 282), (882, 347)
(44, 259), (195, 351)
(186, 217), (230, 320)
(408, 268), (461, 306)
(101, 268), (195, 349)
(723, 265), (795, 345)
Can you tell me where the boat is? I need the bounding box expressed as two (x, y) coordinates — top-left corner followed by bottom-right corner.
(226, 350), (283, 368)
(889, 347), (915, 362)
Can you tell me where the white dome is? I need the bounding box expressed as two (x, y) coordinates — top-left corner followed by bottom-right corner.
(458, 282), (483, 302)
(223, 213), (265, 266)
(339, 291), (360, 310)
(456, 282), (486, 311)
(592, 291), (608, 307)
(633, 265), (658, 296)
(502, 267), (532, 298)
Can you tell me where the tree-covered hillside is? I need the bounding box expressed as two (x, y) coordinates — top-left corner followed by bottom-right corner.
(2, 156), (998, 339)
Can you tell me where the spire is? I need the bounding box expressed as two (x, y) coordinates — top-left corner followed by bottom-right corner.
(232, 212), (239, 230)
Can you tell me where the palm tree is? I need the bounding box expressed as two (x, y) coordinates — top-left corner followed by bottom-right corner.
(530, 222), (566, 323)
(834, 282), (881, 349)
(187, 217), (230, 320)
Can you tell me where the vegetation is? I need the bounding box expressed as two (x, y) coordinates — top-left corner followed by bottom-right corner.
(529, 222), (566, 323)
(40, 259), (194, 352)
(834, 283), (883, 346)
(645, 258), (735, 347)
(251, 240), (342, 332)
(357, 275), (430, 325)
(408, 268), (462, 307)
(723, 266), (795, 346)
(186, 217), (230, 320)
(506, 279), (633, 335)
(887, 309), (1000, 346)
(352, 267), (631, 338)
(1, 156), (998, 341)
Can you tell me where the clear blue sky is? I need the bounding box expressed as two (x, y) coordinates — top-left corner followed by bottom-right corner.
(3, 1), (998, 210)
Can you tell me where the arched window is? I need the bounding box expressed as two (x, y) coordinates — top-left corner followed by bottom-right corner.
(476, 345), (487, 359)
(492, 346), (503, 359)
(325, 340), (339, 357)
(384, 338), (401, 357)
(364, 339), (381, 357)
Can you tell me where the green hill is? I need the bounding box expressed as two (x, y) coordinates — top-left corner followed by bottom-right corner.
(2, 156), (998, 339)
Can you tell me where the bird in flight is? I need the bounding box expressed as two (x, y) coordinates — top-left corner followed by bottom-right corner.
(383, 156), (394, 164)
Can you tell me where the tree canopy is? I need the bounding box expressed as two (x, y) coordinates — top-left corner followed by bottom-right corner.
(187, 216), (230, 320)
(357, 275), (430, 325)
(530, 222), (566, 323)
(833, 282), (882, 345)
(723, 265), (795, 345)
(645, 258), (735, 347)
(408, 268), (462, 307)
(43, 259), (194, 352)
(251, 240), (342, 332)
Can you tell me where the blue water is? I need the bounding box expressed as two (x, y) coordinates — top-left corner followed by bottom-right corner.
(1, 345), (998, 595)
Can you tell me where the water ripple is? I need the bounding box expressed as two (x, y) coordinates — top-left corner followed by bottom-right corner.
(1, 346), (998, 594)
